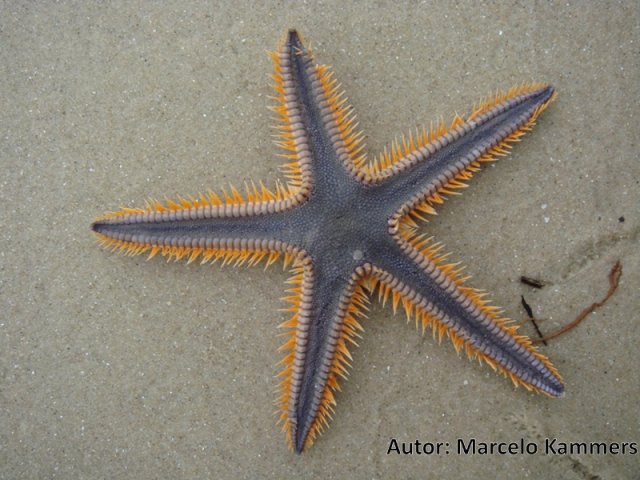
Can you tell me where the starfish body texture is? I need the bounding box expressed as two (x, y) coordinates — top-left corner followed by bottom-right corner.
(92, 30), (563, 453)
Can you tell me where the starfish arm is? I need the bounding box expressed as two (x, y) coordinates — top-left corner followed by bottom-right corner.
(270, 30), (368, 196)
(367, 84), (556, 227)
(370, 240), (564, 398)
(277, 256), (368, 453)
(91, 195), (304, 267)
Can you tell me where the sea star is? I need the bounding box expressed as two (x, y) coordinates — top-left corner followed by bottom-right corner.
(92, 29), (564, 453)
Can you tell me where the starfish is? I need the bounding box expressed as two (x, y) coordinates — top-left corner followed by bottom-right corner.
(92, 29), (564, 453)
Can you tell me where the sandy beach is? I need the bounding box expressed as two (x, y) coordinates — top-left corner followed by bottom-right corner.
(1, 2), (638, 478)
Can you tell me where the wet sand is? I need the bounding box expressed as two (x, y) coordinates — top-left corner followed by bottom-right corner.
(1, 2), (637, 478)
